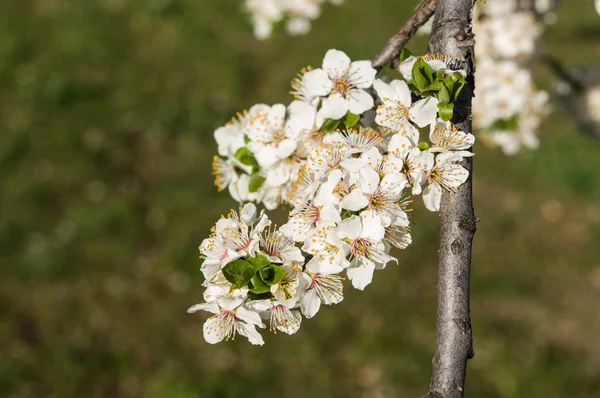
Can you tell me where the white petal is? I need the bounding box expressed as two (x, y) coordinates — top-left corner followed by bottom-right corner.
(240, 203), (257, 224)
(373, 79), (395, 103)
(339, 157), (366, 173)
(422, 183), (442, 212)
(390, 80), (412, 106)
(347, 60), (377, 89)
(236, 306), (265, 327)
(320, 203), (342, 223)
(398, 56), (417, 80)
(358, 167), (380, 194)
(300, 288), (321, 318)
(361, 146), (383, 168)
(336, 215), (361, 240)
(237, 323), (265, 346)
(187, 302), (219, 314)
(340, 190), (368, 211)
(360, 211), (385, 241)
(277, 139), (297, 159)
(410, 97), (440, 128)
(203, 316), (227, 344)
(303, 69), (332, 97)
(318, 94), (349, 121)
(347, 89), (374, 115)
(323, 49), (351, 80)
(347, 261), (375, 290)
(218, 297), (244, 311)
(255, 145), (280, 168)
(268, 104), (287, 128)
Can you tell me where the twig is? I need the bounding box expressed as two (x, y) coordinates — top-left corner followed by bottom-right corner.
(371, 0), (439, 70)
(539, 53), (600, 139)
(423, 0), (477, 397)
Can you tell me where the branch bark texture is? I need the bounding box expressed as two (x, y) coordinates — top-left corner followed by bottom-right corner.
(424, 0), (476, 397)
(371, 0), (439, 70)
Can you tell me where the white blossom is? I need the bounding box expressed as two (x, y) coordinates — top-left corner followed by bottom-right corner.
(187, 298), (265, 345)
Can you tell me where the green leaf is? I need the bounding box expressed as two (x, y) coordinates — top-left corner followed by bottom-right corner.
(247, 253), (271, 272)
(438, 83), (451, 104)
(259, 264), (286, 286)
(422, 81), (442, 94)
(416, 142), (430, 151)
(437, 102), (454, 122)
(407, 81), (419, 93)
(399, 48), (413, 63)
(248, 291), (273, 300)
(248, 173), (265, 193)
(250, 274), (271, 294)
(222, 260), (254, 289)
(344, 112), (361, 128)
(444, 72), (466, 101)
(243, 135), (250, 144)
(234, 147), (259, 168)
(319, 118), (341, 133)
(412, 58), (433, 92)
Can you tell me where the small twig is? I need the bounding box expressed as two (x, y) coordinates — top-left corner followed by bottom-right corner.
(538, 53), (600, 139)
(371, 0), (439, 70)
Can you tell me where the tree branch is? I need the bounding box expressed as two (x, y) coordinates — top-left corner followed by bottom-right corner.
(539, 53), (600, 139)
(424, 0), (476, 397)
(371, 0), (439, 70)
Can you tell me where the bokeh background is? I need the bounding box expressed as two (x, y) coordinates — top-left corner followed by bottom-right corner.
(2, 0), (600, 397)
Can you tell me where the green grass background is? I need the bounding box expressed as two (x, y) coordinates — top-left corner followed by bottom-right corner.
(1, 0), (600, 397)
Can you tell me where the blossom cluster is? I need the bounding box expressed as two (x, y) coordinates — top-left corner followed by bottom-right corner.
(471, 0), (550, 155)
(192, 49), (475, 345)
(244, 0), (344, 40)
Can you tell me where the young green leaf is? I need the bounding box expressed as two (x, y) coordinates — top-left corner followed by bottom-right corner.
(259, 264), (286, 286)
(438, 83), (451, 104)
(250, 274), (272, 294)
(319, 118), (341, 133)
(416, 141), (430, 151)
(248, 173), (265, 193)
(344, 112), (361, 127)
(247, 253), (271, 272)
(399, 48), (413, 63)
(444, 72), (466, 101)
(438, 102), (454, 122)
(234, 147), (259, 168)
(412, 58), (432, 92)
(222, 260), (254, 288)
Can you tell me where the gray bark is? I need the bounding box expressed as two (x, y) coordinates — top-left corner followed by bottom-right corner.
(424, 0), (477, 397)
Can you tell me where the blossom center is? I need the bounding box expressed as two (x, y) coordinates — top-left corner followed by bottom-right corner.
(351, 238), (371, 257)
(333, 77), (351, 95)
(369, 192), (386, 210)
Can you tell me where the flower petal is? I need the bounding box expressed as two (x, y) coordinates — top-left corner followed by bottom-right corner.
(347, 261), (376, 290)
(422, 183), (442, 212)
(303, 69), (332, 97)
(347, 60), (377, 89)
(277, 138), (297, 159)
(340, 189), (368, 211)
(187, 302), (219, 314)
(323, 49), (351, 80)
(347, 89), (374, 115)
(318, 94), (349, 121)
(409, 97), (440, 128)
(389, 80), (412, 106)
(398, 56), (417, 80)
(300, 288), (321, 318)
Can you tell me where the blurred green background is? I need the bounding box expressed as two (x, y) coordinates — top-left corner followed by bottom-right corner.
(1, 0), (600, 397)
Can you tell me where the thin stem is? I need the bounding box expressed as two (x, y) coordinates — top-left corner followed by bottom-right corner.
(424, 0), (476, 397)
(371, 0), (439, 70)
